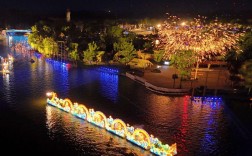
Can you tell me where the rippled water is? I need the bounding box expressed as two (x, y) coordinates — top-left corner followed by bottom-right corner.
(0, 36), (251, 155)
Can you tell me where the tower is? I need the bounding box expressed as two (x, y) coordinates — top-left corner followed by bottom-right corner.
(66, 9), (71, 22)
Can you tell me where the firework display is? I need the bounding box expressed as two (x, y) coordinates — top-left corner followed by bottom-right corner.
(157, 15), (246, 62)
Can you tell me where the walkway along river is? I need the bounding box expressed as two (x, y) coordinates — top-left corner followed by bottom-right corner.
(0, 36), (251, 155)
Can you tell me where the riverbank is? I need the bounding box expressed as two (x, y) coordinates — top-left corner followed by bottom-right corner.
(119, 65), (252, 99)
(23, 49), (252, 98)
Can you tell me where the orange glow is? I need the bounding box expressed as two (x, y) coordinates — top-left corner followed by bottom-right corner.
(157, 15), (245, 62)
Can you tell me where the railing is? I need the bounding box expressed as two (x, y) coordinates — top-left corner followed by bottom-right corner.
(126, 72), (189, 94)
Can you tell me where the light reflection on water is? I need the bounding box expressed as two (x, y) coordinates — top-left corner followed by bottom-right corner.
(45, 105), (152, 156)
(2, 73), (11, 101)
(99, 72), (118, 103)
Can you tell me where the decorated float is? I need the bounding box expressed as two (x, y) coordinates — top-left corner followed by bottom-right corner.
(46, 92), (177, 156)
(1, 55), (14, 74)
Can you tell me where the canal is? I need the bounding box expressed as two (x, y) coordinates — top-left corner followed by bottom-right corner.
(0, 36), (251, 155)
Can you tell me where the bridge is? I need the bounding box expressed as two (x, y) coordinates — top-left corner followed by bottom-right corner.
(5, 29), (31, 36)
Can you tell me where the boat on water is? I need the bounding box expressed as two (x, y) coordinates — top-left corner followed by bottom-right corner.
(46, 92), (177, 156)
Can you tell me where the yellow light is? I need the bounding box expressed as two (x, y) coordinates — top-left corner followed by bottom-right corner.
(157, 15), (244, 61)
(181, 22), (186, 26)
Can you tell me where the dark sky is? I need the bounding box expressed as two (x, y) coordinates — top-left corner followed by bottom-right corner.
(1, 0), (252, 17)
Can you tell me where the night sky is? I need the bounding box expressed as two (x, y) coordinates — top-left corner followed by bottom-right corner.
(0, 0), (252, 17)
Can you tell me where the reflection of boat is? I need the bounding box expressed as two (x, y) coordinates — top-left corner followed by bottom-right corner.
(46, 92), (177, 156)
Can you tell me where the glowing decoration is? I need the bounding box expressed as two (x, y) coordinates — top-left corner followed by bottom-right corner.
(46, 58), (71, 70)
(72, 103), (90, 121)
(46, 92), (177, 156)
(98, 66), (119, 75)
(90, 111), (108, 128)
(126, 128), (151, 150)
(157, 15), (245, 62)
(1, 55), (14, 75)
(107, 118), (127, 138)
(191, 96), (223, 109)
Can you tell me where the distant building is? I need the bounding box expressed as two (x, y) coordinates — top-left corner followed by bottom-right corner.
(66, 9), (71, 22)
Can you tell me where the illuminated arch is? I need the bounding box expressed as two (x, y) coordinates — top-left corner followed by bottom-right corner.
(50, 92), (57, 102)
(168, 143), (177, 155)
(132, 128), (151, 146)
(77, 104), (90, 119)
(93, 111), (107, 128)
(63, 98), (73, 111)
(111, 119), (127, 132)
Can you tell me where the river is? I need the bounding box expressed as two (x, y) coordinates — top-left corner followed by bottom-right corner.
(0, 36), (251, 155)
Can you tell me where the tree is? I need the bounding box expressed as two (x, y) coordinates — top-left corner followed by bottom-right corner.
(170, 50), (198, 88)
(101, 26), (124, 52)
(225, 31), (252, 86)
(83, 42), (99, 64)
(170, 50), (197, 77)
(239, 31), (252, 59)
(42, 37), (58, 56)
(69, 43), (79, 66)
(28, 25), (41, 50)
(239, 59), (252, 95)
(153, 50), (165, 63)
(96, 51), (105, 63)
(113, 38), (136, 64)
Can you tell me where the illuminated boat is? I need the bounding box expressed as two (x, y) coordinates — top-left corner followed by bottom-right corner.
(46, 92), (177, 156)
(126, 128), (151, 150)
(72, 103), (89, 120)
(89, 110), (107, 128)
(106, 118), (128, 138)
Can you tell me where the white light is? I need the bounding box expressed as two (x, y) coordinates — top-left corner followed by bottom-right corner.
(164, 61), (170, 65)
(46, 92), (52, 97)
(155, 40), (160, 45)
(157, 65), (161, 68)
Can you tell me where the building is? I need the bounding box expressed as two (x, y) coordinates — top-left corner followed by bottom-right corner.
(66, 9), (71, 22)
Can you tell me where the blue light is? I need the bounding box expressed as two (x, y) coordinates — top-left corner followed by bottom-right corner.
(99, 72), (119, 103)
(45, 59), (70, 70)
(97, 66), (119, 75)
(192, 96), (223, 109)
(34, 52), (42, 58)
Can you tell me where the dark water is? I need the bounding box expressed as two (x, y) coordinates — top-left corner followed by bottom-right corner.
(0, 36), (252, 155)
